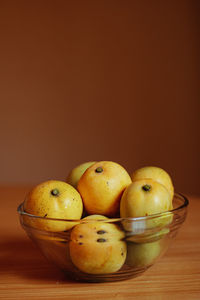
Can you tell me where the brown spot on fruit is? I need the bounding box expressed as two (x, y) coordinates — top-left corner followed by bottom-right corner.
(97, 238), (107, 243)
(97, 230), (107, 235)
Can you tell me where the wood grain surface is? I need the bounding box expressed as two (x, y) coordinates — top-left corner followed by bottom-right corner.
(0, 187), (199, 299)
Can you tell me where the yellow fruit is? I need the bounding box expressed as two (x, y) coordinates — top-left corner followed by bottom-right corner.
(126, 241), (161, 267)
(66, 161), (96, 189)
(120, 179), (172, 229)
(81, 214), (109, 221)
(69, 215), (127, 274)
(131, 166), (174, 208)
(120, 179), (171, 217)
(77, 161), (132, 217)
(23, 180), (83, 232)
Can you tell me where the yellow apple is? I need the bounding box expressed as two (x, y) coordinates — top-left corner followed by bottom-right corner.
(77, 161), (132, 217)
(69, 215), (127, 274)
(66, 161), (96, 189)
(23, 180), (83, 232)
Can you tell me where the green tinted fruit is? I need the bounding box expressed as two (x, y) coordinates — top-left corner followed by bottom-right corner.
(126, 241), (161, 267)
(66, 161), (96, 189)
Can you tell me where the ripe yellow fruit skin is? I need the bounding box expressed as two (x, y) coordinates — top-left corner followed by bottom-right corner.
(66, 161), (96, 189)
(23, 180), (83, 232)
(131, 166), (174, 208)
(69, 215), (127, 274)
(120, 179), (171, 217)
(120, 179), (172, 229)
(77, 161), (132, 217)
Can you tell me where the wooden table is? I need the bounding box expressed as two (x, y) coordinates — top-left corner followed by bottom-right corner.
(0, 187), (199, 299)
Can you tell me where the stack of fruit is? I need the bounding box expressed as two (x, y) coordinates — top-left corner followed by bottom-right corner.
(23, 161), (174, 275)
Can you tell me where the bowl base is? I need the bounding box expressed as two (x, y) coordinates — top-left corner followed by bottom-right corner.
(61, 265), (149, 283)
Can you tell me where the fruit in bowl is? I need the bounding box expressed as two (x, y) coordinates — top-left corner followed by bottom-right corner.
(77, 161), (132, 217)
(66, 161), (96, 189)
(23, 180), (83, 232)
(69, 215), (127, 274)
(17, 161), (189, 282)
(120, 178), (171, 218)
(131, 166), (174, 208)
(120, 178), (173, 229)
(126, 240), (161, 267)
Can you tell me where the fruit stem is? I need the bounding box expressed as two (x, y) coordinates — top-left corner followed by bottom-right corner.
(95, 167), (103, 173)
(142, 184), (151, 192)
(51, 188), (60, 196)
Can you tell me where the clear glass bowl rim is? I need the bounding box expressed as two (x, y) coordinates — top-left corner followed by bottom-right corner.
(17, 192), (189, 223)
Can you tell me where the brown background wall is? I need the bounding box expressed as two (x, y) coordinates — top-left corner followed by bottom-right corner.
(0, 0), (199, 195)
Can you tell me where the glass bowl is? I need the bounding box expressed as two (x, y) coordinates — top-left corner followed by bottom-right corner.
(17, 193), (188, 282)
